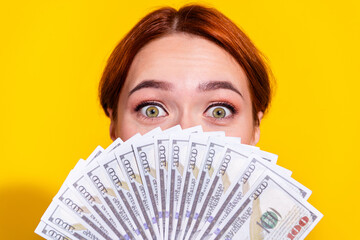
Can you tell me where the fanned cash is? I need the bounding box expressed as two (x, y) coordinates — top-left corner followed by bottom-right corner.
(203, 173), (322, 240)
(36, 125), (322, 240)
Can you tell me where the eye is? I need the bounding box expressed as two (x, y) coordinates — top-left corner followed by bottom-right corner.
(138, 103), (167, 118)
(204, 104), (234, 119)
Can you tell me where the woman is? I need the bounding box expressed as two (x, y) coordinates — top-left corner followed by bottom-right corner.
(99, 4), (272, 145)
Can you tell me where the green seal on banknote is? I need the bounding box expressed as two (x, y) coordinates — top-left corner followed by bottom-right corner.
(260, 210), (280, 229)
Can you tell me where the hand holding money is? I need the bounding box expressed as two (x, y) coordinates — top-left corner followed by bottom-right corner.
(35, 126), (322, 240)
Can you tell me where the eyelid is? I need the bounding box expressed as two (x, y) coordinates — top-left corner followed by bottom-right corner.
(205, 102), (236, 113)
(134, 101), (168, 113)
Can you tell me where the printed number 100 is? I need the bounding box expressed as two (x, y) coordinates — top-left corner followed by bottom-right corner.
(287, 216), (309, 240)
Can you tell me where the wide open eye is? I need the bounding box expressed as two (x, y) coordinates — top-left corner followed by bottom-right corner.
(139, 104), (167, 118)
(204, 104), (233, 119)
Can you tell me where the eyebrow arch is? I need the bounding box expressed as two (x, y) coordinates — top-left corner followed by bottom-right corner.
(128, 80), (173, 96)
(198, 81), (243, 98)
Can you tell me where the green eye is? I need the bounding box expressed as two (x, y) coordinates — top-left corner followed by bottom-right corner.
(146, 106), (159, 117)
(139, 104), (167, 118)
(212, 107), (226, 118)
(205, 105), (232, 119)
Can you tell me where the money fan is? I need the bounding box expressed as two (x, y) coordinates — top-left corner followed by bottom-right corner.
(35, 125), (322, 240)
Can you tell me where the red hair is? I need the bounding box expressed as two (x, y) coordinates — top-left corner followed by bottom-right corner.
(99, 4), (273, 125)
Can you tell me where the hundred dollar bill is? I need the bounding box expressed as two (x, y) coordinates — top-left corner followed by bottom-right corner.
(181, 137), (240, 240)
(185, 143), (280, 240)
(35, 220), (73, 240)
(154, 125), (183, 239)
(71, 145), (139, 239)
(84, 139), (147, 240)
(100, 134), (154, 240)
(54, 182), (116, 240)
(132, 136), (161, 231)
(133, 125), (163, 233)
(205, 173), (322, 240)
(86, 164), (144, 240)
(118, 144), (160, 239)
(184, 144), (255, 240)
(165, 126), (203, 240)
(57, 157), (121, 240)
(171, 132), (225, 240)
(171, 134), (208, 240)
(87, 142), (143, 239)
(67, 162), (132, 239)
(103, 134), (161, 239)
(90, 154), (150, 239)
(196, 154), (311, 239)
(41, 201), (101, 240)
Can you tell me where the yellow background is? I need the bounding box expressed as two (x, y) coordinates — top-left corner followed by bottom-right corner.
(0, 0), (359, 239)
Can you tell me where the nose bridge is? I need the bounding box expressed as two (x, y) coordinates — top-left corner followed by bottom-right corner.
(176, 106), (200, 129)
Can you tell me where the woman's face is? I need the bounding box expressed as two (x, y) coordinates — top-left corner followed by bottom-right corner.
(109, 33), (262, 145)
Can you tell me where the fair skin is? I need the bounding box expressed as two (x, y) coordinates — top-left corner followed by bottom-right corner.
(108, 33), (263, 145)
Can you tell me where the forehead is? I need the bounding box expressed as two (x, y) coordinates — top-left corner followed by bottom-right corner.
(124, 33), (249, 96)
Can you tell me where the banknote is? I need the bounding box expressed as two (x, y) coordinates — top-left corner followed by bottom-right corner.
(119, 145), (160, 238)
(204, 173), (323, 240)
(185, 142), (279, 239)
(35, 220), (73, 240)
(165, 126), (203, 240)
(85, 141), (148, 240)
(154, 125), (183, 239)
(101, 152), (153, 240)
(132, 136), (161, 233)
(165, 133), (192, 240)
(68, 163), (133, 239)
(100, 134), (155, 239)
(180, 137), (240, 240)
(41, 200), (101, 240)
(171, 134), (209, 240)
(85, 139), (150, 239)
(66, 145), (139, 240)
(59, 157), (120, 240)
(108, 136), (161, 239)
(196, 154), (311, 239)
(184, 144), (254, 240)
(193, 143), (278, 238)
(172, 132), (226, 240)
(54, 182), (116, 240)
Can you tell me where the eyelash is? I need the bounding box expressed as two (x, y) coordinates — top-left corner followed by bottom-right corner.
(134, 101), (168, 113)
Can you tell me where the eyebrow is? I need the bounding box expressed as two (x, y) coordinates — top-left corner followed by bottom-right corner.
(197, 81), (243, 98)
(128, 80), (173, 96)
